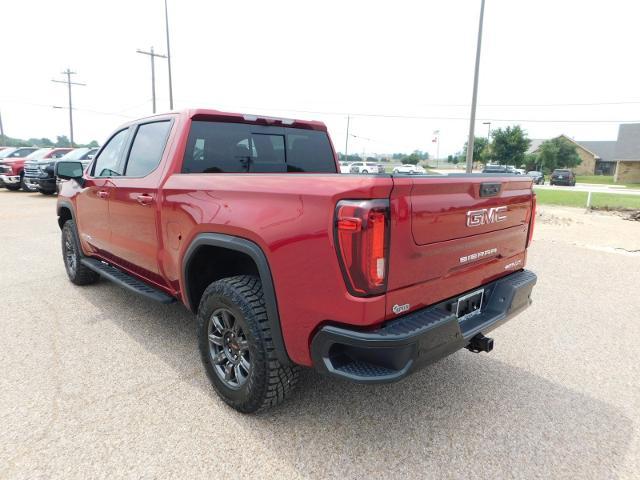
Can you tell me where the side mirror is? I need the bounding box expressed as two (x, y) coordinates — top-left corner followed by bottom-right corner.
(55, 161), (85, 185)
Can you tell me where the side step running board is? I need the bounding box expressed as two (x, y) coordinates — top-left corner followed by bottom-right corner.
(80, 258), (175, 304)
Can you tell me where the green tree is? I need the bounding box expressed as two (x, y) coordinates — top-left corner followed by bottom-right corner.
(462, 136), (489, 164)
(86, 140), (100, 148)
(55, 135), (71, 147)
(413, 150), (429, 160)
(489, 126), (531, 166)
(401, 152), (421, 165)
(339, 153), (363, 162)
(537, 137), (581, 172)
(523, 153), (539, 172)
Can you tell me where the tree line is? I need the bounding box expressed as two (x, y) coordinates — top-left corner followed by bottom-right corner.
(448, 125), (582, 172)
(339, 150), (429, 165)
(1, 134), (99, 149)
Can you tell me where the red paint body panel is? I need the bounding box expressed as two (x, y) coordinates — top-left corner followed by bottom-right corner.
(58, 109), (535, 367)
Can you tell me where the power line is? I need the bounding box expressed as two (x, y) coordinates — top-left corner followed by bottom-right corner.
(136, 47), (167, 114)
(52, 69), (86, 146)
(179, 102), (639, 124)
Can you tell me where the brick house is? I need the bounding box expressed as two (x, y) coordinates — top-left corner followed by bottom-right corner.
(527, 135), (616, 175)
(613, 123), (640, 183)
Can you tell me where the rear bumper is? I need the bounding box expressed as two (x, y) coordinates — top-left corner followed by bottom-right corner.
(311, 269), (537, 383)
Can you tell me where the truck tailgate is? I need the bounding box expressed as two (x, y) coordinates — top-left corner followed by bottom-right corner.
(385, 174), (534, 319)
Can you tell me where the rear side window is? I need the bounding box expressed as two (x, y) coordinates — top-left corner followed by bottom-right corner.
(125, 121), (171, 177)
(284, 129), (336, 173)
(93, 129), (129, 177)
(182, 121), (336, 173)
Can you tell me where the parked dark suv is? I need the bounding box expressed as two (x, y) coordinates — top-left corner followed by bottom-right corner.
(25, 147), (98, 195)
(550, 169), (576, 186)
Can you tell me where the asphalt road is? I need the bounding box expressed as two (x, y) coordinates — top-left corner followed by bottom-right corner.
(1, 189), (639, 479)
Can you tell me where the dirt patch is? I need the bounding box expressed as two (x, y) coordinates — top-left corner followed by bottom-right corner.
(533, 205), (640, 253)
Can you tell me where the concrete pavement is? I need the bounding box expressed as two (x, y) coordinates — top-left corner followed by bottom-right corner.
(1, 190), (639, 479)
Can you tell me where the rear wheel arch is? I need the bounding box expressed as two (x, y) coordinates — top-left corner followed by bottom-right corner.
(182, 233), (292, 366)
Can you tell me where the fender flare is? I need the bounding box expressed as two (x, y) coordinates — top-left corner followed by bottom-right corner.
(57, 200), (76, 228)
(182, 233), (292, 366)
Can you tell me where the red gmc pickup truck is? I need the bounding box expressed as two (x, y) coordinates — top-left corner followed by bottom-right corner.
(55, 109), (537, 413)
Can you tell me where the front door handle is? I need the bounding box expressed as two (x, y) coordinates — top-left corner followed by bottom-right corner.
(97, 190), (109, 199)
(136, 194), (153, 206)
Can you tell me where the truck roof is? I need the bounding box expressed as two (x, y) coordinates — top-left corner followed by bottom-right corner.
(129, 108), (328, 132)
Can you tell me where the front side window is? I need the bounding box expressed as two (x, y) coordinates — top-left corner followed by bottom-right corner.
(182, 121), (336, 174)
(125, 121), (171, 177)
(93, 129), (129, 177)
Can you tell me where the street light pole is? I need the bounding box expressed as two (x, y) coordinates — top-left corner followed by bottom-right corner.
(465, 0), (486, 173)
(52, 69), (86, 147)
(344, 115), (350, 160)
(0, 110), (5, 144)
(164, 0), (174, 110)
(137, 47), (167, 114)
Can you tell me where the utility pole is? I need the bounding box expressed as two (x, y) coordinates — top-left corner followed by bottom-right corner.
(344, 115), (350, 160)
(164, 0), (174, 109)
(136, 47), (167, 114)
(483, 121), (491, 143)
(465, 0), (486, 173)
(52, 69), (86, 147)
(0, 110), (5, 144)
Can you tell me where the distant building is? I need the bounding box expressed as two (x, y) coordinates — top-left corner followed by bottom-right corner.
(613, 123), (640, 183)
(527, 135), (616, 176)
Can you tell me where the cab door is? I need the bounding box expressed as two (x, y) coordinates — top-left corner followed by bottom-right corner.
(107, 120), (173, 286)
(75, 128), (130, 254)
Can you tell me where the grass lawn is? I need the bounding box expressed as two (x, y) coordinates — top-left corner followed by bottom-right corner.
(576, 175), (640, 189)
(535, 189), (640, 209)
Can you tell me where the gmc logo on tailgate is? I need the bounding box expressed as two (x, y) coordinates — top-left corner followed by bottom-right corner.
(466, 206), (508, 227)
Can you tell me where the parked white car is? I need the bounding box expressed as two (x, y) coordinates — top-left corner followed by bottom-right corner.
(393, 164), (426, 174)
(349, 162), (385, 174)
(339, 161), (352, 173)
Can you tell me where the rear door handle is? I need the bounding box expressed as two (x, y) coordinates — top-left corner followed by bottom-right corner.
(97, 190), (109, 199)
(136, 194), (153, 205)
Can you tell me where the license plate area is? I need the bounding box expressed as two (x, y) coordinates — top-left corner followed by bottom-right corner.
(456, 288), (484, 321)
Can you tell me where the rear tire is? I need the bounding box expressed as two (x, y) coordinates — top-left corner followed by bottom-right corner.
(61, 220), (99, 285)
(39, 189), (55, 195)
(197, 275), (299, 413)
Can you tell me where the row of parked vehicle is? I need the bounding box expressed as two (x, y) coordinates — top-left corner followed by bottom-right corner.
(339, 161), (427, 175)
(481, 164), (577, 186)
(0, 146), (99, 194)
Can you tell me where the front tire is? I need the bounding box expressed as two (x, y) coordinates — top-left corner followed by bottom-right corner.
(197, 275), (299, 413)
(61, 220), (99, 285)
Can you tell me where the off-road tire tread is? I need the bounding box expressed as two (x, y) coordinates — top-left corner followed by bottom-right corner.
(197, 275), (299, 413)
(61, 220), (99, 286)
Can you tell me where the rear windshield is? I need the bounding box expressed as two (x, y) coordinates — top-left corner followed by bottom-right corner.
(553, 169), (570, 173)
(182, 121), (337, 173)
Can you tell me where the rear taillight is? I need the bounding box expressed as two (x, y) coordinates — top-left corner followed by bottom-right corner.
(334, 199), (390, 296)
(526, 193), (536, 247)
